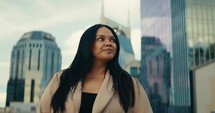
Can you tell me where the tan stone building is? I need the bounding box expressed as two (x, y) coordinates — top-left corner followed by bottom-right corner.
(191, 60), (215, 113)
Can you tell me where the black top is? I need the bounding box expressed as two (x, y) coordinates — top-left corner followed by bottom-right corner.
(79, 92), (97, 113)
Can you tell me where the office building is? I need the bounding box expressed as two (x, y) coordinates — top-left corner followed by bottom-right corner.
(141, 0), (215, 113)
(141, 36), (171, 113)
(6, 31), (61, 106)
(172, 0), (215, 112)
(100, 0), (131, 38)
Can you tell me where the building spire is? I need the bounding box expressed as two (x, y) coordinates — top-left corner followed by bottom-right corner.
(100, 0), (105, 22)
(127, 0), (131, 29)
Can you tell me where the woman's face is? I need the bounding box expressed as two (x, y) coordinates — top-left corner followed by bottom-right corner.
(92, 26), (117, 63)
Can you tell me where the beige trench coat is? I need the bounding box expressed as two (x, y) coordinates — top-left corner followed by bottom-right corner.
(37, 71), (153, 113)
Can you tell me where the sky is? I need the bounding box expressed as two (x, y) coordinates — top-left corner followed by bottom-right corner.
(0, 0), (141, 107)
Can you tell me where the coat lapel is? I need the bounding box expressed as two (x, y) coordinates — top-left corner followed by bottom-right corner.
(92, 70), (114, 113)
(71, 81), (82, 112)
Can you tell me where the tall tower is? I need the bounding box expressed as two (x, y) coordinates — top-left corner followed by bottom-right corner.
(6, 31), (61, 106)
(140, 0), (172, 113)
(171, 0), (215, 112)
(100, 0), (131, 38)
(141, 0), (215, 113)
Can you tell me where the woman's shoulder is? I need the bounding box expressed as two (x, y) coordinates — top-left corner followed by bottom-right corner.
(130, 76), (142, 87)
(52, 69), (66, 80)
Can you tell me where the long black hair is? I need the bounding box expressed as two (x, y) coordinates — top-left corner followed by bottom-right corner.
(51, 24), (135, 113)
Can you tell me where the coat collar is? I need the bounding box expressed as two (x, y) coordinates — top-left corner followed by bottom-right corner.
(71, 70), (114, 113)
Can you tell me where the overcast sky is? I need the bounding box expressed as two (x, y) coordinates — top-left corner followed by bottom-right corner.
(0, 0), (141, 107)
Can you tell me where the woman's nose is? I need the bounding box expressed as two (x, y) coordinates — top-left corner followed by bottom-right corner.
(104, 40), (111, 46)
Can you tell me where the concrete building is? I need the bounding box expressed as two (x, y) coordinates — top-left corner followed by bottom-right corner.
(0, 102), (37, 113)
(6, 31), (61, 106)
(191, 60), (215, 113)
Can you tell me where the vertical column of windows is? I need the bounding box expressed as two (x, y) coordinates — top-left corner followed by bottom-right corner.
(50, 51), (54, 78)
(205, 4), (211, 61)
(199, 3), (205, 64)
(21, 49), (24, 78)
(15, 50), (20, 79)
(45, 50), (48, 80)
(30, 79), (35, 102)
(56, 50), (59, 71)
(210, 4), (215, 59)
(29, 49), (32, 70)
(178, 2), (182, 103)
(11, 51), (14, 78)
(190, 4), (196, 67)
(195, 3), (201, 66)
(207, 4), (213, 60)
(37, 49), (41, 71)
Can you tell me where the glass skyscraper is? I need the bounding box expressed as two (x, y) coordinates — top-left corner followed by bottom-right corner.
(6, 31), (61, 106)
(172, 0), (215, 112)
(140, 0), (172, 113)
(141, 0), (215, 113)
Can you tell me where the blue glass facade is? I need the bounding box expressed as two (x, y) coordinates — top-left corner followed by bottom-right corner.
(141, 0), (215, 113)
(140, 0), (172, 113)
(171, 0), (191, 112)
(172, 0), (215, 112)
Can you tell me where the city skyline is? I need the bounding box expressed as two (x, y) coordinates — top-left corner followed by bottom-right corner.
(0, 0), (141, 107)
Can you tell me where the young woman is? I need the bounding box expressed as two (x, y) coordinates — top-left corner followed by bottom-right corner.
(37, 24), (153, 113)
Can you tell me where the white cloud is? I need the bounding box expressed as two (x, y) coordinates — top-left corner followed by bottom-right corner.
(0, 0), (100, 40)
(61, 30), (84, 69)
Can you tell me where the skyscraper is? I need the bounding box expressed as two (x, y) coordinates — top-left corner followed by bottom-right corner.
(141, 36), (171, 113)
(100, 0), (135, 70)
(6, 31), (61, 106)
(171, 0), (215, 112)
(140, 0), (172, 113)
(100, 0), (131, 38)
(141, 0), (215, 113)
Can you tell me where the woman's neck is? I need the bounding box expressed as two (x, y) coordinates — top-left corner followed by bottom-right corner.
(88, 64), (107, 79)
(82, 63), (107, 93)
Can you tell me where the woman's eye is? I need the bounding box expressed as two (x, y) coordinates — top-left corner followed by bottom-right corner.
(110, 38), (115, 42)
(98, 38), (103, 41)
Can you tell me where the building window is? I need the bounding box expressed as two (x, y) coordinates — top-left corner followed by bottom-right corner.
(130, 67), (138, 76)
(37, 49), (41, 71)
(51, 51), (54, 77)
(45, 50), (48, 80)
(21, 49), (24, 78)
(16, 50), (20, 78)
(149, 60), (152, 75)
(30, 79), (35, 102)
(31, 106), (36, 111)
(29, 49), (32, 70)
